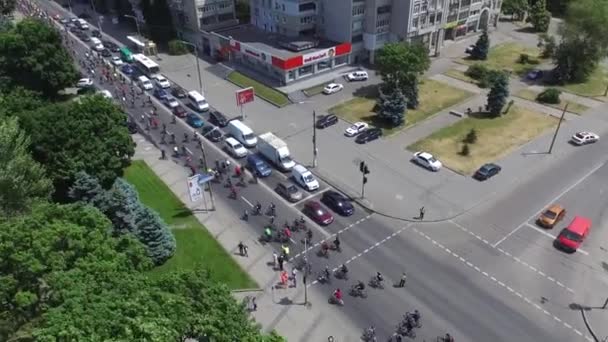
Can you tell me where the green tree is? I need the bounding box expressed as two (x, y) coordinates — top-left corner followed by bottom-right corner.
(376, 42), (430, 109)
(0, 0), (16, 15)
(17, 95), (134, 200)
(529, 0), (551, 32)
(377, 88), (407, 126)
(546, 0), (572, 17)
(0, 88), (46, 119)
(538, 33), (556, 58)
(487, 73), (510, 116)
(141, 0), (176, 44)
(0, 19), (79, 96)
(471, 29), (490, 60)
(0, 117), (52, 217)
(502, 0), (529, 20)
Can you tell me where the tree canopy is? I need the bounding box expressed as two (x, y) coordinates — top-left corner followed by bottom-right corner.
(471, 29), (490, 60)
(0, 116), (52, 217)
(0, 19), (79, 96)
(529, 0), (551, 32)
(0, 0), (16, 16)
(487, 73), (510, 116)
(377, 88), (407, 126)
(17, 95), (134, 200)
(141, 0), (176, 44)
(502, 0), (529, 20)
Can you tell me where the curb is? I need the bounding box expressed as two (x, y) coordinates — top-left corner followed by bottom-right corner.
(224, 74), (291, 108)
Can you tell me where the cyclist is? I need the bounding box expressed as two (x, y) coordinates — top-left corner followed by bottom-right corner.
(282, 226), (292, 240)
(376, 272), (383, 283)
(242, 209), (249, 221)
(264, 226), (272, 240)
(333, 234), (341, 250)
(254, 202), (262, 214)
(333, 288), (342, 301)
(340, 264), (348, 276)
(305, 228), (313, 243)
(354, 280), (365, 291)
(444, 333), (454, 342)
(230, 186), (237, 198)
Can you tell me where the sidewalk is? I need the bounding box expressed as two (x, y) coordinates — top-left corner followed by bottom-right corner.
(132, 134), (362, 342)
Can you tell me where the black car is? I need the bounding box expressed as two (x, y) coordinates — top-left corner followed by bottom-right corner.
(125, 120), (137, 134)
(321, 190), (354, 216)
(473, 163), (502, 181)
(316, 114), (338, 129)
(101, 49), (112, 57)
(201, 126), (223, 142)
(78, 33), (91, 42)
(91, 29), (101, 38)
(209, 110), (229, 127)
(171, 86), (187, 98)
(355, 128), (382, 144)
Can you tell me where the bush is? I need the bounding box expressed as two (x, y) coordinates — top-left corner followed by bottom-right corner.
(464, 129), (478, 144)
(168, 40), (189, 55)
(518, 53), (530, 64)
(465, 64), (489, 80)
(536, 88), (561, 104)
(478, 69), (506, 88)
(460, 143), (471, 156)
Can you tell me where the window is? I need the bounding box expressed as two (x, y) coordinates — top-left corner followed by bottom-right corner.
(300, 15), (315, 24)
(414, 4), (420, 13)
(376, 17), (390, 28)
(352, 20), (362, 31)
(298, 65), (313, 76)
(255, 8), (259, 16)
(218, 13), (233, 22)
(282, 16), (286, 23)
(352, 5), (365, 16)
(412, 17), (418, 29)
(352, 34), (363, 43)
(299, 2), (316, 12)
(282, 4), (285, 11)
(377, 5), (391, 14)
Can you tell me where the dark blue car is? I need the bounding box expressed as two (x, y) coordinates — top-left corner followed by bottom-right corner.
(321, 190), (354, 216)
(247, 154), (272, 177)
(121, 64), (134, 75)
(153, 88), (169, 101)
(186, 113), (204, 128)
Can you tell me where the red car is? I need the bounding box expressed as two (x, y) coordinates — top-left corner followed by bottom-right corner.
(173, 105), (187, 118)
(302, 201), (334, 226)
(555, 216), (591, 253)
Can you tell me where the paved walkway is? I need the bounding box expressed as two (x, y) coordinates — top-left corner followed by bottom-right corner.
(132, 135), (362, 342)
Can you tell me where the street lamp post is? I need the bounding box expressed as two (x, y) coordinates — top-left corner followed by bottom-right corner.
(179, 40), (206, 96)
(123, 15), (142, 38)
(88, 0), (102, 33)
(312, 111), (318, 168)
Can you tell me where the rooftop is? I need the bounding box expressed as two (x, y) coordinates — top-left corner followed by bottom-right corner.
(213, 24), (338, 59)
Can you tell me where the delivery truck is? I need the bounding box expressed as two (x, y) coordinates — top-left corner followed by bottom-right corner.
(257, 132), (296, 171)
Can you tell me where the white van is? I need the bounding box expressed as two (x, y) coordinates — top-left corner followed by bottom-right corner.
(292, 164), (319, 191)
(76, 18), (89, 30)
(227, 120), (257, 147)
(187, 90), (209, 111)
(137, 76), (154, 90)
(90, 37), (103, 51)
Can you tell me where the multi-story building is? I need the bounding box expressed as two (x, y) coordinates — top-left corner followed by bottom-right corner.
(169, 0), (240, 35)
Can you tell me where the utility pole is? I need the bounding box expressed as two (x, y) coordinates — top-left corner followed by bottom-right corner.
(199, 141), (215, 211)
(312, 111), (318, 168)
(88, 0), (102, 33)
(124, 15), (142, 39)
(179, 40), (205, 96)
(548, 103), (567, 154)
(303, 237), (308, 305)
(359, 161), (370, 198)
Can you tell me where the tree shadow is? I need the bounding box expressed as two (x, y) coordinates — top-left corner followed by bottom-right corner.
(515, 26), (537, 34)
(353, 84), (379, 99)
(602, 262), (608, 273)
(172, 208), (193, 219)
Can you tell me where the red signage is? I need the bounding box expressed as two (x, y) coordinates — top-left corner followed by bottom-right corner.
(236, 87), (255, 106)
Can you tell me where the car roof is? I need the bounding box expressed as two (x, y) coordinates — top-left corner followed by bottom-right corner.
(546, 204), (564, 213)
(417, 152), (433, 159)
(567, 216), (591, 234)
(306, 201), (321, 208)
(327, 83), (339, 87)
(225, 137), (240, 145)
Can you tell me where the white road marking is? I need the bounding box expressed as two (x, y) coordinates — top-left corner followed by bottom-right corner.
(493, 160), (605, 248)
(241, 196), (254, 207)
(411, 227), (592, 341)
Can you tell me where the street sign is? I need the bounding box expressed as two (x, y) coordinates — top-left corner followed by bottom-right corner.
(187, 175), (203, 202)
(236, 87), (255, 106)
(197, 172), (215, 184)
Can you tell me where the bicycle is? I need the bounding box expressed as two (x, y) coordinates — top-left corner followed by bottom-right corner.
(361, 326), (376, 341)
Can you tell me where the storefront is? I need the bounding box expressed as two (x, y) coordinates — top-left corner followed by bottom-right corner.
(227, 40), (352, 85)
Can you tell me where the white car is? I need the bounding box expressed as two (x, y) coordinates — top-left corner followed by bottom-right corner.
(344, 122), (369, 137)
(153, 74), (171, 89)
(111, 56), (123, 66)
(76, 78), (93, 88)
(98, 89), (112, 99)
(412, 151), (443, 171)
(570, 131), (599, 145)
(323, 83), (344, 94)
(346, 71), (368, 82)
(225, 137), (248, 158)
(164, 96), (180, 109)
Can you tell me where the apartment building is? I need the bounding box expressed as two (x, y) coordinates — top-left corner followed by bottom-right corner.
(168, 0), (239, 35)
(250, 0), (502, 63)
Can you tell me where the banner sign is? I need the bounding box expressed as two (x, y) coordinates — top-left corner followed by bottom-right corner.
(236, 87), (255, 106)
(187, 175), (203, 202)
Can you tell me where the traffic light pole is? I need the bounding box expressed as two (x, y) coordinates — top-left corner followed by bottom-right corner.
(359, 161), (369, 198)
(312, 111), (318, 168)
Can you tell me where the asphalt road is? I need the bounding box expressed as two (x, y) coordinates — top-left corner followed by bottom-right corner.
(30, 2), (608, 340)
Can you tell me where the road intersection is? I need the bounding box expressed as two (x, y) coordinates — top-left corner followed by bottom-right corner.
(36, 2), (608, 340)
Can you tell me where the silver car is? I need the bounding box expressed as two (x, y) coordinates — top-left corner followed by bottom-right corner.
(276, 182), (303, 202)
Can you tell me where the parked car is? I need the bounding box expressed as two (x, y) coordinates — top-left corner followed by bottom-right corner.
(412, 151), (442, 171)
(302, 201), (334, 226)
(537, 204), (566, 229)
(91, 29), (101, 38)
(171, 86), (187, 98)
(473, 163), (502, 181)
(321, 190), (354, 216)
(153, 88), (169, 101)
(355, 128), (382, 143)
(111, 56), (123, 66)
(276, 182), (303, 202)
(465, 45), (475, 54)
(201, 125), (222, 142)
(316, 114), (338, 129)
(98, 89), (112, 99)
(346, 70), (369, 81)
(152, 74), (171, 89)
(76, 78), (93, 88)
(209, 110), (229, 127)
(555, 216), (591, 253)
(224, 137), (248, 158)
(172, 105), (188, 118)
(247, 154), (272, 177)
(344, 122), (369, 137)
(121, 64), (134, 75)
(163, 96), (180, 109)
(526, 69), (543, 80)
(570, 131), (599, 145)
(323, 83), (344, 94)
(186, 113), (204, 128)
(101, 49), (112, 57)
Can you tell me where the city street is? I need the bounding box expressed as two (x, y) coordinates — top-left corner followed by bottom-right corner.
(30, 1), (608, 340)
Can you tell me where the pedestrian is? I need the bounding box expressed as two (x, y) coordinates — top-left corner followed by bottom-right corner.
(251, 297), (257, 311)
(398, 272), (407, 287)
(272, 251), (278, 268)
(243, 244), (249, 257)
(280, 270), (288, 287)
(238, 241), (245, 256)
(269, 215), (275, 225)
(189, 166), (196, 176)
(235, 165), (241, 177)
(291, 268), (297, 287)
(161, 149), (166, 160)
(162, 123), (167, 133)
(419, 206), (425, 220)
(277, 254), (284, 271)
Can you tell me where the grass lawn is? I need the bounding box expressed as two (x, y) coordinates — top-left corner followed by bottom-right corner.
(303, 82), (332, 97)
(408, 106), (556, 174)
(124, 161), (257, 289)
(226, 71), (290, 107)
(329, 79), (473, 136)
(459, 42), (545, 75)
(558, 66), (608, 99)
(444, 69), (476, 84)
(514, 89), (590, 115)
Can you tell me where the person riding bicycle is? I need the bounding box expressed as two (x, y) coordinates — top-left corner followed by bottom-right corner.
(282, 226), (292, 240)
(254, 202), (262, 214)
(305, 228), (313, 242)
(376, 272), (383, 283)
(333, 235), (341, 250)
(411, 309), (421, 325)
(333, 288), (342, 301)
(355, 280), (365, 291)
(340, 264), (348, 276)
(264, 227), (272, 239)
(324, 266), (330, 280)
(444, 333), (454, 342)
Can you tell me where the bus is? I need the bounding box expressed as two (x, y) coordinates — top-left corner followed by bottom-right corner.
(120, 47), (134, 63)
(132, 53), (160, 76)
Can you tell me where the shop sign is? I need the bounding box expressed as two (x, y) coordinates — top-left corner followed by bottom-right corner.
(302, 47), (335, 65)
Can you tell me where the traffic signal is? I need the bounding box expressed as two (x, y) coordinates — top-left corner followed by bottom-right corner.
(359, 161), (365, 173)
(363, 165), (370, 175)
(363, 176), (368, 184)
